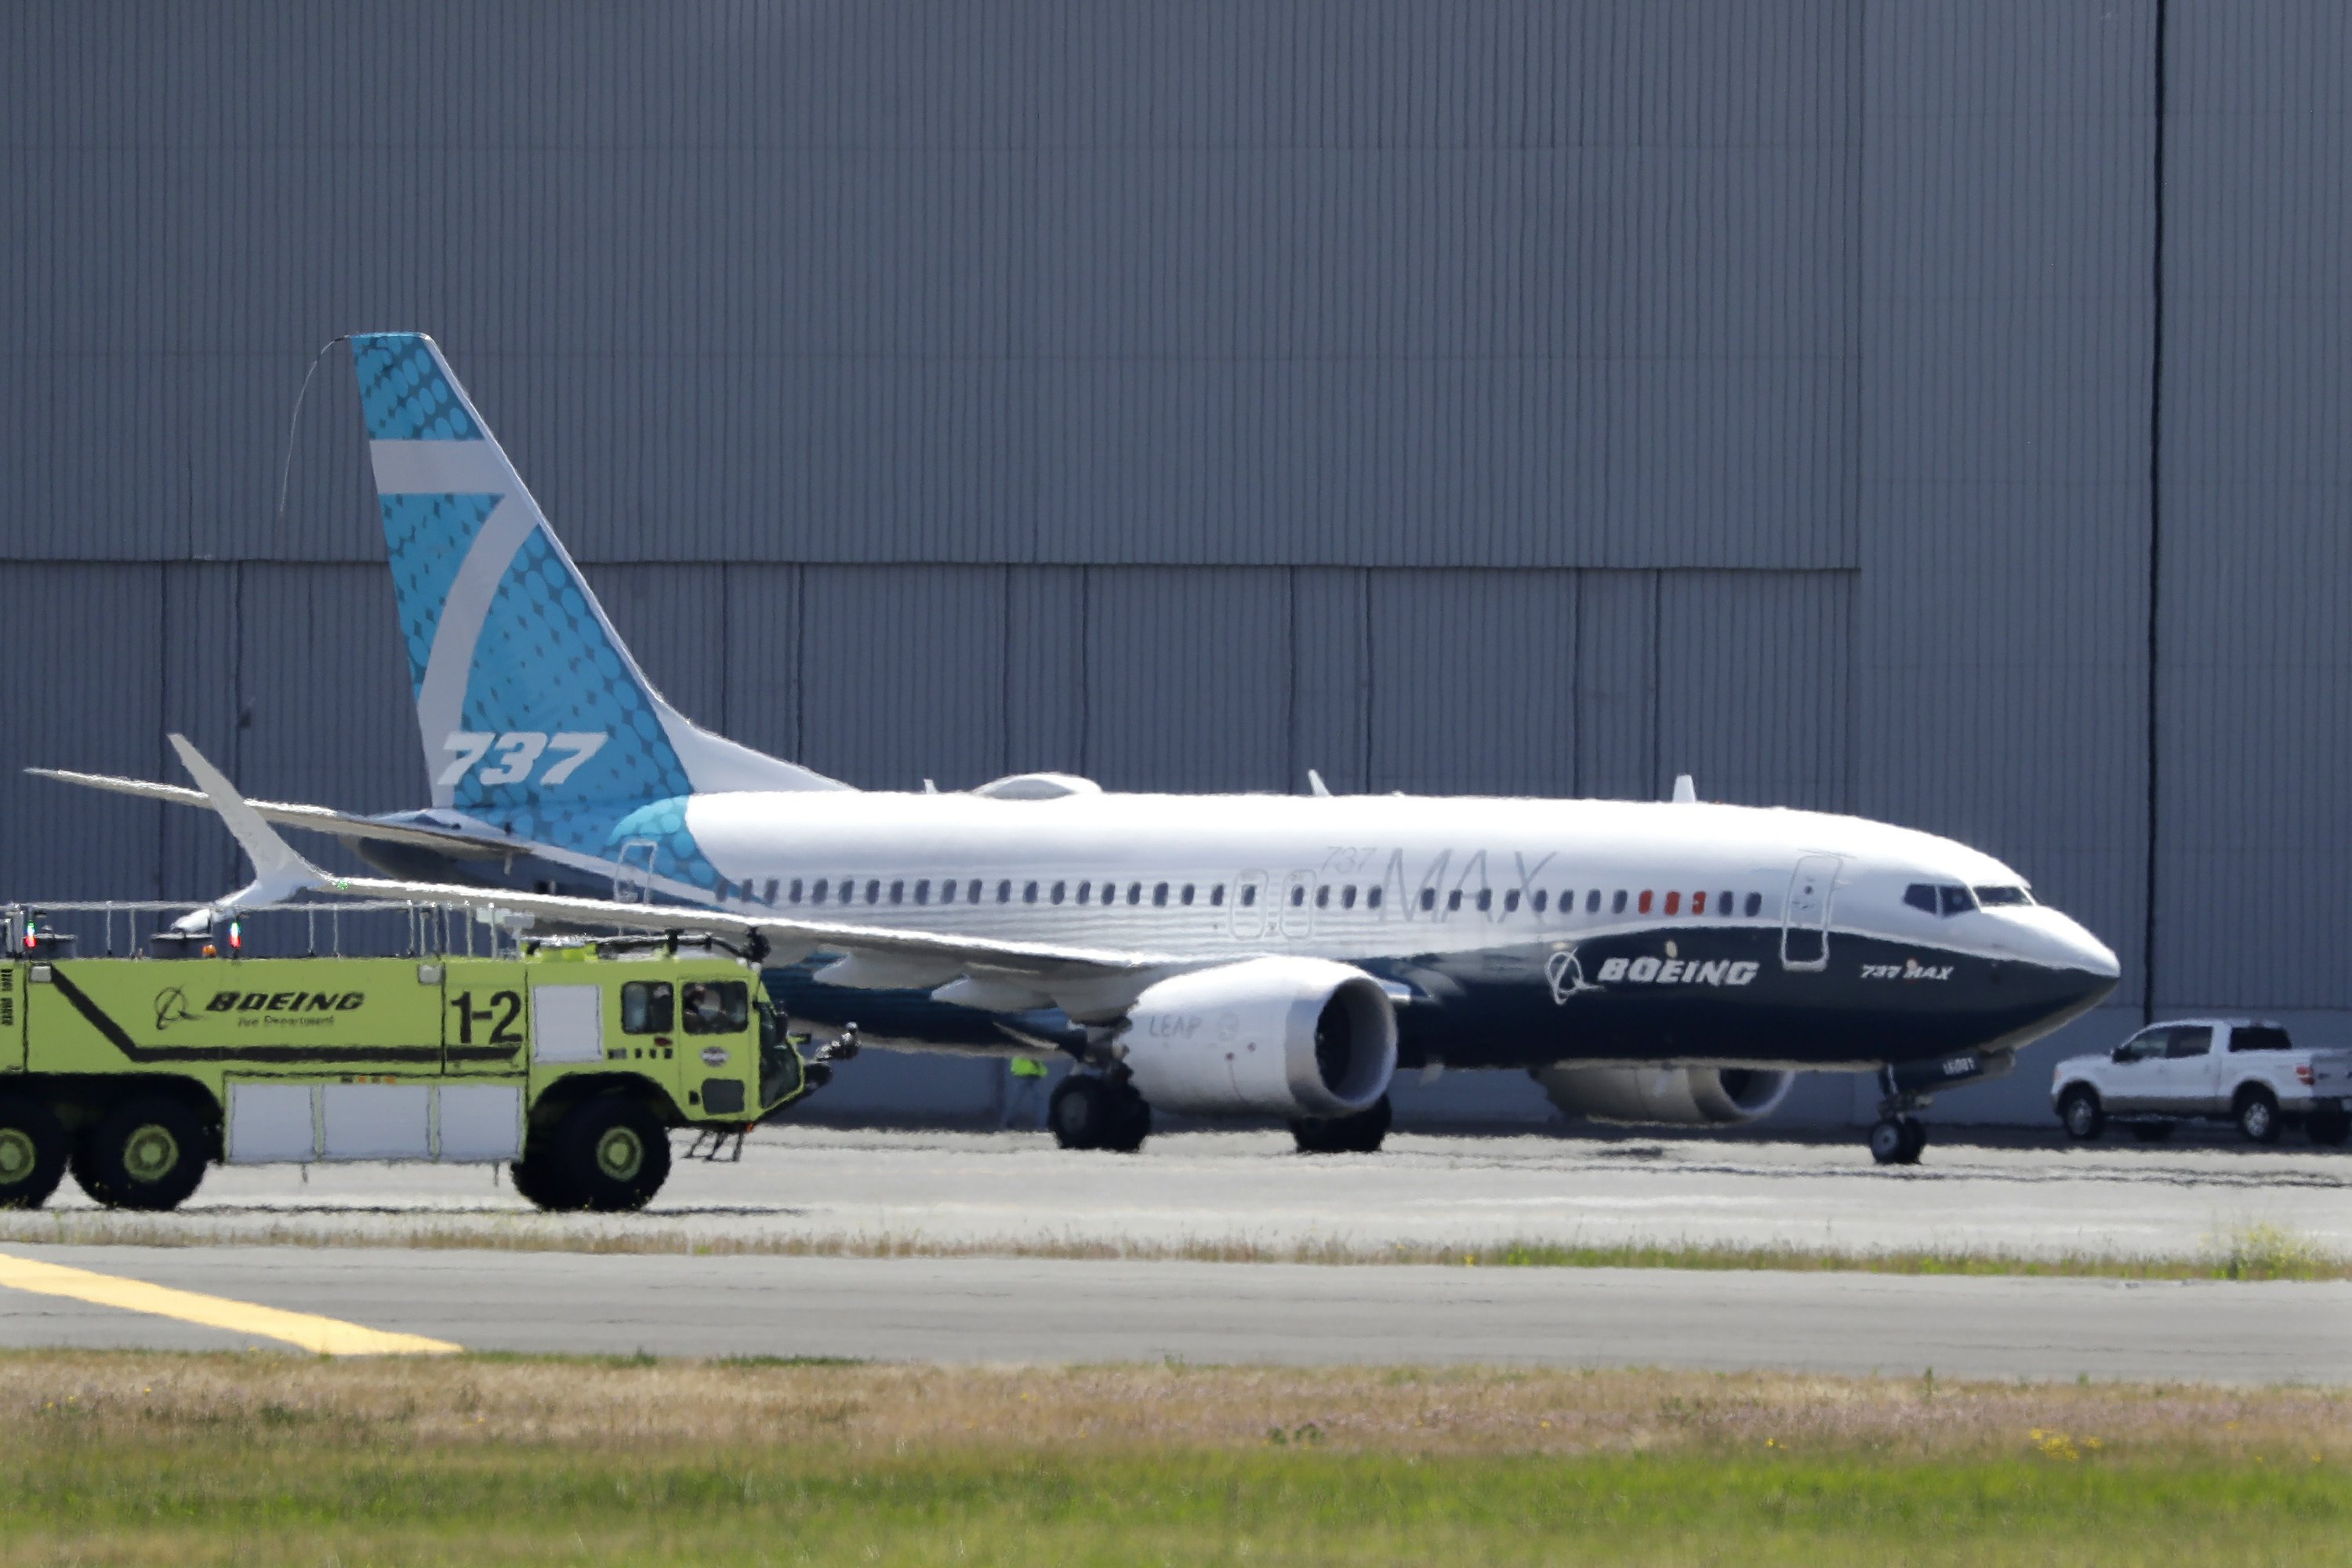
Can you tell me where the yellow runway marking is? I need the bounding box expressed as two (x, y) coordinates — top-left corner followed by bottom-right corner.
(0, 1252), (460, 1356)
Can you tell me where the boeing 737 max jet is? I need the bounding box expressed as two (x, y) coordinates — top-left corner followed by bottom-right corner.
(39, 334), (2122, 1165)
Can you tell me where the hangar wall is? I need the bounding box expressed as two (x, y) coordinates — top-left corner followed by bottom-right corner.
(0, 2), (2340, 1129)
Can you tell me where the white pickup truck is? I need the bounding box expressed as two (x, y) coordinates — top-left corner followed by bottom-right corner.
(2052, 1019), (2352, 1145)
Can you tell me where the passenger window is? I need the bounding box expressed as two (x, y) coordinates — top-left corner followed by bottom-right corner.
(996, 880), (1011, 904)
(1420, 888), (1436, 911)
(1342, 886), (1358, 909)
(1690, 891), (1705, 915)
(1127, 883), (1142, 905)
(889, 880), (905, 905)
(1181, 884), (1196, 906)
(1475, 889), (1492, 913)
(1240, 885), (1258, 908)
(621, 982), (674, 1035)
(2165, 1027), (2214, 1059)
(2232, 1027), (2292, 1053)
(683, 981), (749, 1035)
(1101, 883), (1117, 906)
(939, 880), (956, 905)
(1291, 884), (1306, 907)
(1719, 891), (1732, 915)
(1743, 892), (1762, 917)
(789, 879), (804, 904)
(1051, 881), (1065, 905)
(1611, 891), (1627, 915)
(1315, 885), (1330, 909)
(1023, 881), (1040, 905)
(1076, 881), (1091, 903)
(1638, 891), (1653, 915)
(866, 879), (881, 905)
(1588, 890), (1602, 914)
(1154, 882), (1170, 907)
(1446, 890), (1463, 912)
(1532, 890), (1547, 913)
(764, 878), (779, 904)
(811, 879), (829, 905)
(1366, 887), (1382, 909)
(914, 880), (929, 905)
(1664, 892), (1681, 916)
(1211, 885), (1226, 906)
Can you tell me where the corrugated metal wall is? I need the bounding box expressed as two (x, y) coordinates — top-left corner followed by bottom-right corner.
(2, 2), (2346, 1125)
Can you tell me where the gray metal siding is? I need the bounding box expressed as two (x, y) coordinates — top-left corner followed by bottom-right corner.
(9, 3), (2352, 1121)
(2154, 0), (2352, 1011)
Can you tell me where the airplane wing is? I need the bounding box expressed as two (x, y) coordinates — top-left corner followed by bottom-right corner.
(162, 736), (1191, 1022)
(28, 767), (512, 861)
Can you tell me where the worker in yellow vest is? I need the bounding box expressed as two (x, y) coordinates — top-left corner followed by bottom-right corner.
(1003, 1054), (1049, 1131)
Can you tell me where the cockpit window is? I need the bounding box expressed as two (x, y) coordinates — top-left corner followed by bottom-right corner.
(1904, 882), (1977, 916)
(1973, 884), (2033, 907)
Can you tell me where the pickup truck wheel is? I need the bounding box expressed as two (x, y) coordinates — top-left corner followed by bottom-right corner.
(2308, 1109), (2351, 1147)
(2058, 1087), (2104, 1141)
(558, 1098), (671, 1212)
(2127, 1122), (2174, 1142)
(82, 1098), (209, 1212)
(2235, 1087), (2281, 1145)
(0, 1098), (67, 1210)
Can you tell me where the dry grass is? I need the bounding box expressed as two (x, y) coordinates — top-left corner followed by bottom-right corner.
(4, 1208), (2347, 1281)
(4, 1354), (2347, 1565)
(0, 1351), (2344, 1461)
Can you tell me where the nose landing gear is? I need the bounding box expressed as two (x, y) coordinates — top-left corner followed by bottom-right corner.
(1867, 1113), (1927, 1166)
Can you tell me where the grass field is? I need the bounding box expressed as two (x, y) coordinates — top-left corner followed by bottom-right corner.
(2, 1208), (2344, 1282)
(0, 1352), (2342, 1565)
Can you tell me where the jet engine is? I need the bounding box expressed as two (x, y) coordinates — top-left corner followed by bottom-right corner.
(1118, 956), (1398, 1120)
(1533, 1064), (1795, 1127)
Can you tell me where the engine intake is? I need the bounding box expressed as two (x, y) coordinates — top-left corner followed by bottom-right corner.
(1120, 957), (1398, 1120)
(1534, 1064), (1795, 1127)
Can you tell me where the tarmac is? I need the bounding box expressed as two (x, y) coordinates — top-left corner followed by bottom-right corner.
(0, 1128), (2343, 1379)
(28, 1125), (2352, 1261)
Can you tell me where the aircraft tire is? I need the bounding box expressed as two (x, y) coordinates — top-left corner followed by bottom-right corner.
(1047, 1076), (1109, 1150)
(0, 1097), (68, 1210)
(1291, 1094), (1392, 1156)
(2058, 1087), (2104, 1142)
(1867, 1118), (1909, 1166)
(81, 1097), (209, 1212)
(557, 1097), (671, 1211)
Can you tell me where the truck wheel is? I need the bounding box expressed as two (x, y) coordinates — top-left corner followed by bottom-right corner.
(81, 1098), (209, 1212)
(557, 1098), (670, 1212)
(2058, 1087), (2104, 1141)
(0, 1098), (67, 1210)
(2309, 1109), (2351, 1147)
(508, 1154), (583, 1212)
(2235, 1087), (2281, 1145)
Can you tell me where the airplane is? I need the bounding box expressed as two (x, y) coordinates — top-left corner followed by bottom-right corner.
(38, 333), (2123, 1167)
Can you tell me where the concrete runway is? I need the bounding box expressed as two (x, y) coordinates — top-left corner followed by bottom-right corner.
(0, 1242), (2343, 1382)
(35, 1126), (2352, 1261)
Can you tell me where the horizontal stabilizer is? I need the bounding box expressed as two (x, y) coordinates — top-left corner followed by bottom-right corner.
(28, 767), (511, 860)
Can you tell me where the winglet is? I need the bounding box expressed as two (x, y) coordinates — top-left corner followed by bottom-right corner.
(167, 734), (328, 927)
(1307, 769), (1333, 798)
(1671, 774), (1698, 804)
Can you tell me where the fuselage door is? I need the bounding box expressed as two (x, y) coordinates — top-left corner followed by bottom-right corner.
(612, 837), (659, 903)
(1231, 871), (1269, 940)
(1780, 854), (1839, 971)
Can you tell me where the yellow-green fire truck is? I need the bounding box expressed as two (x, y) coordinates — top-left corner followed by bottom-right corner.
(0, 924), (815, 1213)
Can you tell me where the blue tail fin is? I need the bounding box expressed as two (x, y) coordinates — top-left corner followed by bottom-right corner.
(353, 333), (844, 868)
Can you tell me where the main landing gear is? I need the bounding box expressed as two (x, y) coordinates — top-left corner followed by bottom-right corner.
(1049, 1072), (1152, 1153)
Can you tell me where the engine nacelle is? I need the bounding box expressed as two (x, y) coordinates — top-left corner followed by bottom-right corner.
(1120, 956), (1398, 1120)
(1534, 1064), (1795, 1127)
